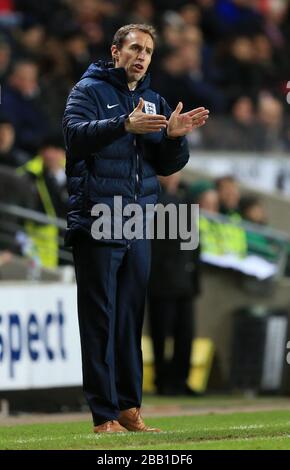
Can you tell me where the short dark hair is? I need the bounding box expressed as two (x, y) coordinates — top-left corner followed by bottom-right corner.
(239, 195), (261, 213)
(215, 175), (237, 189)
(9, 58), (38, 77)
(39, 135), (64, 150)
(0, 116), (13, 127)
(112, 24), (157, 51)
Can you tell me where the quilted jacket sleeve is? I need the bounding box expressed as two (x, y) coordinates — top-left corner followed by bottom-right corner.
(63, 83), (127, 159)
(150, 97), (190, 176)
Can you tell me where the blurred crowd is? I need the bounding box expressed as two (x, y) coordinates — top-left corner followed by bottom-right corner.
(0, 0), (290, 159)
(0, 0), (288, 268)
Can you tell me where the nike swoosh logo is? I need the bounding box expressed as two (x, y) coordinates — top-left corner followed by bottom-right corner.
(107, 104), (119, 109)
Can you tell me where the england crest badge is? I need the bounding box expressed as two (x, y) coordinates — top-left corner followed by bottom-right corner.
(144, 100), (157, 115)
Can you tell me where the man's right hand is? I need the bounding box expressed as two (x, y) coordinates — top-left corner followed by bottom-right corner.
(125, 98), (168, 134)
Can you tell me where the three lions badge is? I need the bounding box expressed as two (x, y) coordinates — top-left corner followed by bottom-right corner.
(144, 100), (157, 115)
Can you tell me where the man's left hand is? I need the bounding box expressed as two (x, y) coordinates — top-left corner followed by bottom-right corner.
(167, 102), (209, 138)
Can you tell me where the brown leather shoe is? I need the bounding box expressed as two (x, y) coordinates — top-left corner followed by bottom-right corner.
(119, 407), (161, 432)
(93, 420), (128, 433)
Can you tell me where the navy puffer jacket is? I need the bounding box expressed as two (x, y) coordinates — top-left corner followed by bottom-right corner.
(63, 61), (189, 244)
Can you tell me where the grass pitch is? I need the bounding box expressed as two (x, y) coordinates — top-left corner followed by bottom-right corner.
(0, 409), (290, 450)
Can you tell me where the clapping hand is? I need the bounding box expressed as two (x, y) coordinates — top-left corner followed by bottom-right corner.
(167, 102), (209, 138)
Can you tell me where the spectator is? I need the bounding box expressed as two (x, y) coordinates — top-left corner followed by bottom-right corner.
(182, 25), (203, 48)
(202, 95), (260, 151)
(239, 195), (268, 225)
(0, 164), (33, 206)
(252, 34), (281, 95)
(151, 46), (187, 109)
(0, 165), (35, 255)
(14, 18), (46, 61)
(0, 117), (30, 167)
(216, 175), (241, 218)
(16, 137), (67, 268)
(182, 24), (223, 88)
(125, 0), (155, 25)
(18, 137), (67, 219)
(39, 138), (68, 219)
(191, 178), (247, 260)
(197, 0), (224, 45)
(39, 36), (74, 139)
(218, 36), (258, 100)
(68, 0), (109, 58)
(1, 59), (49, 152)
(256, 92), (286, 152)
(180, 43), (226, 113)
(148, 172), (201, 396)
(179, 3), (201, 27)
(62, 30), (91, 81)
(160, 19), (184, 48)
(190, 179), (219, 213)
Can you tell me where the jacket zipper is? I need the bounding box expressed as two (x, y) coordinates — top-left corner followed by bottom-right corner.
(131, 93), (139, 202)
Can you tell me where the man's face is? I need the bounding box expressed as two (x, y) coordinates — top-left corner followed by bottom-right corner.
(199, 190), (219, 213)
(159, 172), (181, 194)
(219, 181), (240, 210)
(9, 63), (39, 97)
(111, 30), (154, 83)
(0, 124), (15, 152)
(41, 146), (65, 171)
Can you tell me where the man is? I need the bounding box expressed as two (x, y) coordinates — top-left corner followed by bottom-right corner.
(215, 175), (241, 219)
(1, 59), (48, 153)
(0, 117), (29, 168)
(17, 138), (68, 268)
(148, 173), (201, 396)
(0, 164), (34, 254)
(63, 24), (209, 433)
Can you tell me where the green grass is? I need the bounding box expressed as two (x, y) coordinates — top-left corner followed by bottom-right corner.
(0, 410), (290, 450)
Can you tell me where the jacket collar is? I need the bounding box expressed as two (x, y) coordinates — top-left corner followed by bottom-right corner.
(81, 61), (151, 93)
